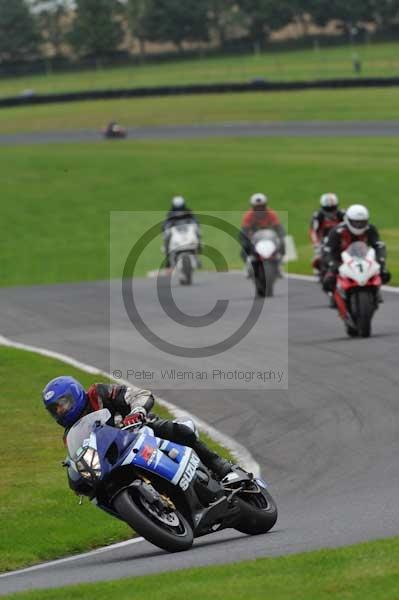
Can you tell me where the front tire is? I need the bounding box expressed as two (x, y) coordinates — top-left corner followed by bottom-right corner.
(254, 262), (266, 297)
(351, 289), (374, 338)
(180, 254), (192, 285)
(234, 489), (278, 535)
(263, 261), (276, 298)
(113, 489), (193, 553)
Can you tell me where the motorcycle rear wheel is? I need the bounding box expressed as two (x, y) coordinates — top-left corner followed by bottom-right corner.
(234, 489), (278, 535)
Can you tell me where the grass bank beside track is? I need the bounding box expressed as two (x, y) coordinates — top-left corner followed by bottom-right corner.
(3, 536), (399, 600)
(0, 346), (231, 573)
(1, 137), (398, 287)
(2, 41), (399, 98)
(1, 88), (399, 134)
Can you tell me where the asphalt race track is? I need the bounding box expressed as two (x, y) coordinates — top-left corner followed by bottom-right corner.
(2, 121), (399, 145)
(1, 274), (399, 594)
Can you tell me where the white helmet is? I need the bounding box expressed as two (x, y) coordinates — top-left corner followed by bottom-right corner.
(320, 193), (339, 209)
(250, 193), (268, 207)
(345, 204), (369, 235)
(172, 196), (186, 210)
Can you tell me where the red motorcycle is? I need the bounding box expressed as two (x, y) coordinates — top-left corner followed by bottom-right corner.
(103, 123), (127, 139)
(334, 242), (381, 338)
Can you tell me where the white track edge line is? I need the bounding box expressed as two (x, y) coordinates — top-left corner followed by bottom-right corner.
(147, 269), (399, 293)
(0, 538), (145, 579)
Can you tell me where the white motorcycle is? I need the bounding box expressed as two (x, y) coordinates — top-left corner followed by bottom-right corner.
(167, 219), (201, 285)
(247, 229), (282, 297)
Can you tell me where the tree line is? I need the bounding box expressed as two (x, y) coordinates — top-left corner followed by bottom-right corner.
(1, 0), (399, 65)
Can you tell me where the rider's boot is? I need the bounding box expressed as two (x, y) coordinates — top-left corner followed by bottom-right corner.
(193, 440), (233, 478)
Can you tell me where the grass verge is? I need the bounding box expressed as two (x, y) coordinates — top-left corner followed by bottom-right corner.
(1, 137), (397, 287)
(2, 41), (399, 97)
(3, 536), (399, 600)
(0, 346), (231, 573)
(1, 87), (399, 135)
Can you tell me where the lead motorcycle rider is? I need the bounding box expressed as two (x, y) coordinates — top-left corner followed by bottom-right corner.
(43, 377), (233, 496)
(322, 204), (391, 294)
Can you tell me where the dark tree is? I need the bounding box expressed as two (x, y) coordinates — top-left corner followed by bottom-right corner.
(237, 0), (294, 50)
(0, 0), (40, 62)
(33, 0), (69, 58)
(126, 0), (151, 57)
(369, 0), (399, 31)
(141, 0), (210, 52)
(69, 0), (124, 61)
(207, 0), (241, 47)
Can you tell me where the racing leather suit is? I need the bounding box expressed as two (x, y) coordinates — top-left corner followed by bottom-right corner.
(310, 208), (345, 272)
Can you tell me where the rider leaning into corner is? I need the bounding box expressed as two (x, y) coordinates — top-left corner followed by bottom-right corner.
(239, 193), (286, 268)
(162, 196), (200, 268)
(42, 377), (233, 496)
(309, 193), (345, 274)
(322, 204), (391, 295)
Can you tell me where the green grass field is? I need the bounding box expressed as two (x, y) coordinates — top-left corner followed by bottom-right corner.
(1, 137), (397, 288)
(1, 87), (399, 135)
(0, 346), (231, 572)
(2, 41), (399, 98)
(4, 536), (399, 600)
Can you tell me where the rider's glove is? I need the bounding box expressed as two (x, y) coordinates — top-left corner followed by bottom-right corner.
(323, 271), (336, 293)
(381, 269), (391, 284)
(123, 407), (147, 427)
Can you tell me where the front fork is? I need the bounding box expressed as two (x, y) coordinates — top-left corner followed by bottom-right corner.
(334, 286), (350, 322)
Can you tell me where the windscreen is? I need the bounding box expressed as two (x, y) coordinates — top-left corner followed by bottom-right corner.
(252, 229), (278, 244)
(346, 242), (369, 258)
(66, 409), (111, 458)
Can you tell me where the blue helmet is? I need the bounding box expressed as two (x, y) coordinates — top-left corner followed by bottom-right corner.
(43, 376), (87, 428)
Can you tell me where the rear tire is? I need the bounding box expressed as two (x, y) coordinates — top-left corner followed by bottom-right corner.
(113, 489), (193, 553)
(234, 489), (278, 535)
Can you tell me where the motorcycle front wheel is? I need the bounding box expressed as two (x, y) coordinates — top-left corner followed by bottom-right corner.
(113, 489), (193, 553)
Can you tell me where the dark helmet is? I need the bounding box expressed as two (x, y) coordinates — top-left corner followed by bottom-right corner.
(43, 376), (87, 428)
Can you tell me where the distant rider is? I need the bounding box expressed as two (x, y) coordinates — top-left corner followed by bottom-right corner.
(43, 377), (233, 495)
(309, 193), (345, 274)
(105, 121), (125, 137)
(240, 193), (286, 266)
(162, 196), (200, 267)
(323, 204), (391, 293)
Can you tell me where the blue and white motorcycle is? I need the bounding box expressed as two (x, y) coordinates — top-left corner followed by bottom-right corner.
(64, 409), (277, 553)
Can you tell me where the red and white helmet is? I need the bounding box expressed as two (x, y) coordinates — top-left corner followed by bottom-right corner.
(250, 193), (268, 207)
(345, 204), (369, 235)
(320, 193), (339, 209)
